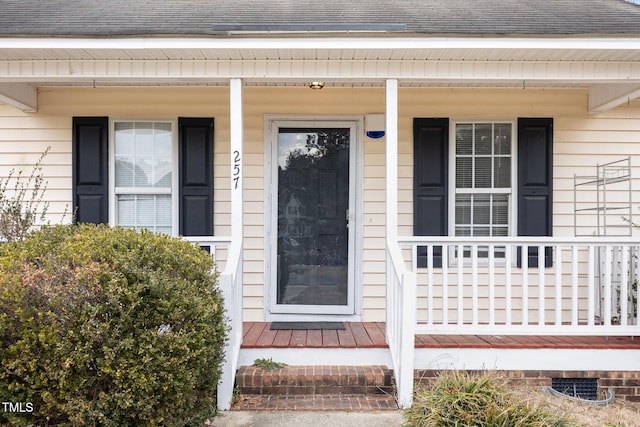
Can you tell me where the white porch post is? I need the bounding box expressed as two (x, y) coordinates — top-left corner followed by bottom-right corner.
(230, 78), (244, 239)
(385, 79), (415, 408)
(217, 78), (244, 410)
(385, 79), (398, 242)
(386, 79), (399, 327)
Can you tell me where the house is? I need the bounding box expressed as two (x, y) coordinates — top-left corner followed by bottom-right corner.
(1, 0), (640, 410)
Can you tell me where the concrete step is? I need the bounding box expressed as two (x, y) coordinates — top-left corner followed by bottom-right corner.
(236, 365), (394, 396)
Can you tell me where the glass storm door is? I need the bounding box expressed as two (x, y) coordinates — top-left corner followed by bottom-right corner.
(270, 124), (355, 315)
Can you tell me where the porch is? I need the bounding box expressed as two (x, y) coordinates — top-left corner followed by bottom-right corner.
(233, 320), (640, 410)
(203, 234), (640, 409)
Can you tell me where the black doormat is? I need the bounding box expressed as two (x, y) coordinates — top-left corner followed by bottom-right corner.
(270, 321), (346, 330)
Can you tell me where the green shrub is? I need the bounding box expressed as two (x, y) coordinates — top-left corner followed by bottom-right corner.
(0, 224), (227, 426)
(404, 371), (574, 427)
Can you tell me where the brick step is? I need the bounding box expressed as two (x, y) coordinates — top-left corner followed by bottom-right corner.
(236, 365), (394, 396)
(232, 394), (399, 411)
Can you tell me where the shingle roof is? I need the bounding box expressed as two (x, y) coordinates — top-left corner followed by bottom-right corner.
(1, 0), (640, 37)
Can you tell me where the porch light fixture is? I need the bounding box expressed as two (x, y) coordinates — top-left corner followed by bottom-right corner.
(309, 81), (325, 90)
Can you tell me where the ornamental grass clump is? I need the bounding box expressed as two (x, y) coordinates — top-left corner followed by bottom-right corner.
(0, 224), (227, 426)
(404, 371), (574, 427)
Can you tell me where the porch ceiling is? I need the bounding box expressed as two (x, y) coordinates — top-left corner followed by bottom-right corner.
(1, 36), (639, 112)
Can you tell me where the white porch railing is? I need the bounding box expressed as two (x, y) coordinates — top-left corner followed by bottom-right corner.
(387, 235), (639, 409)
(184, 236), (243, 411)
(397, 236), (640, 336)
(386, 241), (416, 409)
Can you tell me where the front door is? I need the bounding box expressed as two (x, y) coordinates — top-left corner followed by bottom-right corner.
(269, 121), (357, 315)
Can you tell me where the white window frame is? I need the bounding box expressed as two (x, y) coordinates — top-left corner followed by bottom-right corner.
(108, 118), (179, 236)
(448, 119), (518, 262)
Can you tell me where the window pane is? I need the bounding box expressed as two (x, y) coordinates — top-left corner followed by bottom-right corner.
(472, 195), (491, 225)
(134, 156), (153, 187)
(493, 226), (509, 237)
(492, 195), (509, 225)
(154, 157), (172, 187)
(456, 157), (472, 188)
(494, 123), (511, 155)
(136, 195), (155, 227)
(116, 194), (172, 233)
(474, 157), (492, 188)
(474, 226), (490, 236)
(115, 156), (134, 187)
(117, 195), (136, 227)
(115, 122), (135, 154)
(475, 124), (492, 155)
(156, 195), (172, 227)
(455, 194), (471, 224)
(134, 122), (154, 154)
(494, 157), (511, 188)
(155, 123), (172, 156)
(455, 226), (471, 236)
(456, 124), (473, 155)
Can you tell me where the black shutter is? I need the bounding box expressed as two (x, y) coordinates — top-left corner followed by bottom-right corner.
(414, 118), (449, 268)
(72, 117), (109, 224)
(517, 118), (553, 268)
(178, 118), (214, 236)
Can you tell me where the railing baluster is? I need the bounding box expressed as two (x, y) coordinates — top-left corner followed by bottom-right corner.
(604, 245), (613, 326)
(573, 245), (580, 326)
(457, 244), (464, 326)
(613, 247), (621, 319)
(621, 246), (629, 327)
(385, 251), (391, 335)
(554, 245), (562, 326)
(505, 245), (512, 326)
(488, 244), (495, 326)
(587, 245), (595, 326)
(472, 244), (478, 326)
(522, 244), (529, 326)
(412, 244), (418, 272)
(442, 244), (449, 325)
(538, 244), (545, 326)
(427, 244), (434, 326)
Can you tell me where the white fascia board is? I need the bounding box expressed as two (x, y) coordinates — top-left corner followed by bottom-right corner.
(1, 36), (640, 51)
(589, 83), (640, 113)
(0, 82), (36, 112)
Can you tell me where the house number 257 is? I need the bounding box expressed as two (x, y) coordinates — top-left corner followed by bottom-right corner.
(233, 150), (241, 190)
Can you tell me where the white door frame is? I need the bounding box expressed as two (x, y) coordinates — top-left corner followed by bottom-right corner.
(264, 115), (363, 321)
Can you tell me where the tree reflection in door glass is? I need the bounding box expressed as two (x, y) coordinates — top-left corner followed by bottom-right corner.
(277, 129), (349, 306)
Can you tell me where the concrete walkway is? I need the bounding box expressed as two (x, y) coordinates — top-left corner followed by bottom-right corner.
(207, 410), (405, 427)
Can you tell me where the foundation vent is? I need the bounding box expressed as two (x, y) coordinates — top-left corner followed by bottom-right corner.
(551, 378), (598, 400)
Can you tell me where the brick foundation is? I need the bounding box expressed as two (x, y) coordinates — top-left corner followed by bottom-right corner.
(415, 369), (640, 402)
